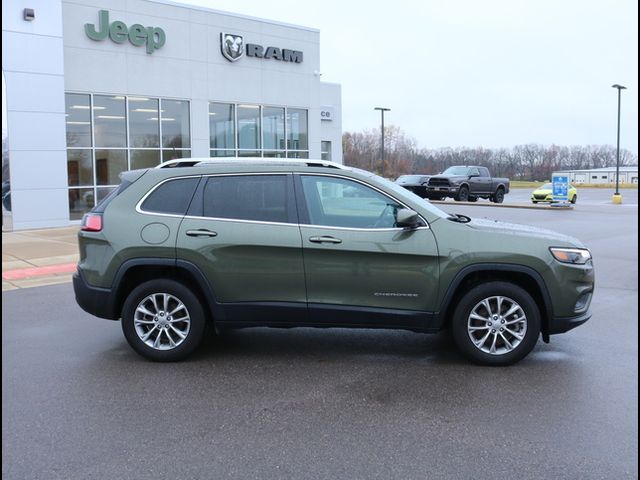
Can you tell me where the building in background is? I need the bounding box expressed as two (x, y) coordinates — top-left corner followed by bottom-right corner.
(555, 167), (638, 185)
(2, 0), (342, 230)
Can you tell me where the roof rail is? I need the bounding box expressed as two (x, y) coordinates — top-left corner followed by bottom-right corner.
(156, 157), (349, 170)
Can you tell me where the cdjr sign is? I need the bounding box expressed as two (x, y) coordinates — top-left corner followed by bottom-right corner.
(85, 10), (166, 54)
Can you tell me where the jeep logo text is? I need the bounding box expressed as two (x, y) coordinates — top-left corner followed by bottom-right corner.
(85, 10), (166, 54)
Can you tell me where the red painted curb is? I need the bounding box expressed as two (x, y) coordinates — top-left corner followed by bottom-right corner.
(2, 263), (77, 281)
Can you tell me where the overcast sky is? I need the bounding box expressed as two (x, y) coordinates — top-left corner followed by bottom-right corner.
(3, 0), (638, 154)
(184, 0), (639, 154)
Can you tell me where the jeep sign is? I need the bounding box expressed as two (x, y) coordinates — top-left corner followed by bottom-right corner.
(85, 10), (166, 54)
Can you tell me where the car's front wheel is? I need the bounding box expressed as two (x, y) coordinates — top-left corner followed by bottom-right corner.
(451, 282), (541, 366)
(570, 194), (577, 204)
(121, 279), (206, 361)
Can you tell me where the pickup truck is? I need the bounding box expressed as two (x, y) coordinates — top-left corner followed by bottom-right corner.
(425, 166), (510, 203)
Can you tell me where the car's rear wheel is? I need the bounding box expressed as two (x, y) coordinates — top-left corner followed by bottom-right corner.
(491, 188), (505, 203)
(121, 279), (206, 362)
(451, 282), (541, 366)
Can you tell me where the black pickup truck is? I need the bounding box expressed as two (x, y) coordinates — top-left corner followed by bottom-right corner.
(425, 166), (510, 203)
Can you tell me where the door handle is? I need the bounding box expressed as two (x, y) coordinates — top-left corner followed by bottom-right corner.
(309, 235), (342, 244)
(186, 229), (218, 238)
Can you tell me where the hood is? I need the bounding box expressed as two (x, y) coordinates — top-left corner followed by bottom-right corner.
(431, 175), (467, 182)
(466, 217), (584, 246)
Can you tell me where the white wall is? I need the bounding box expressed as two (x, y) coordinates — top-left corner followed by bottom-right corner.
(2, 0), (69, 229)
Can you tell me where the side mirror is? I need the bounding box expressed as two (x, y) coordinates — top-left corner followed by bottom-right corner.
(396, 208), (421, 229)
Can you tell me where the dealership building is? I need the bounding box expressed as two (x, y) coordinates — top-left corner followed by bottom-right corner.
(2, 0), (343, 230)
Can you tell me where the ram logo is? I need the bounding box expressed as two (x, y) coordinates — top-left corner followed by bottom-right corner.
(221, 33), (244, 62)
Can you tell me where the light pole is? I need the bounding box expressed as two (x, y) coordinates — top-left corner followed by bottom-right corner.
(611, 84), (626, 202)
(374, 107), (390, 177)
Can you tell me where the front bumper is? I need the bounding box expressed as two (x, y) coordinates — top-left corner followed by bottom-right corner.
(73, 269), (119, 320)
(548, 309), (591, 335)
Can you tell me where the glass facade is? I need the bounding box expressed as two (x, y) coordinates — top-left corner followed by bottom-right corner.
(65, 93), (191, 220)
(209, 103), (308, 158)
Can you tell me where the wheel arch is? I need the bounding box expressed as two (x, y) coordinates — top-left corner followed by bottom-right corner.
(112, 258), (222, 325)
(436, 264), (553, 339)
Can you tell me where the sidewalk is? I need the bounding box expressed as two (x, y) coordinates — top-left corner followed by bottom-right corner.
(2, 226), (79, 291)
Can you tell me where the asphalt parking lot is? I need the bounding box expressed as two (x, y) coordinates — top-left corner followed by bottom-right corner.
(2, 189), (638, 480)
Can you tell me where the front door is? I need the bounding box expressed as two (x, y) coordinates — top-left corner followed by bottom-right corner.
(296, 174), (440, 327)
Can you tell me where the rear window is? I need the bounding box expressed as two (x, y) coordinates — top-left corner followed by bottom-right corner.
(141, 177), (199, 215)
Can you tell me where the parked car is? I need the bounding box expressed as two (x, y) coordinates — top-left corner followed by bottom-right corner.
(531, 183), (578, 204)
(425, 166), (510, 202)
(74, 158), (594, 366)
(395, 174), (431, 198)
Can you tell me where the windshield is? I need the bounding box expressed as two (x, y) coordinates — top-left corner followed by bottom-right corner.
(540, 183), (552, 189)
(354, 169), (449, 220)
(442, 166), (471, 176)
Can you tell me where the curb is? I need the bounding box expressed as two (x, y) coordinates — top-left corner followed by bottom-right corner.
(431, 200), (573, 210)
(2, 263), (77, 281)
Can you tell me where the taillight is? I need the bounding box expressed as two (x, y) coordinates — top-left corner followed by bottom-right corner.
(81, 213), (103, 232)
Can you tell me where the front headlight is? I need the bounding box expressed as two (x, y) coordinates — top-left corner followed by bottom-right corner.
(550, 247), (591, 265)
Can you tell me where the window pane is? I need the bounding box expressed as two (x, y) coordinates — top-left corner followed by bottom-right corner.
(67, 149), (93, 187)
(131, 150), (161, 170)
(263, 107), (285, 150)
(162, 99), (190, 148)
(203, 175), (288, 223)
(128, 97), (159, 148)
(69, 188), (94, 220)
(238, 150), (261, 157)
(301, 176), (399, 228)
(287, 151), (308, 159)
(93, 95), (127, 147)
(95, 149), (127, 185)
(96, 187), (116, 205)
(65, 93), (92, 147)
(237, 105), (260, 150)
(141, 178), (199, 215)
(210, 150), (236, 157)
(263, 151), (286, 158)
(162, 149), (191, 162)
(209, 103), (235, 149)
(321, 141), (332, 161)
(287, 108), (308, 150)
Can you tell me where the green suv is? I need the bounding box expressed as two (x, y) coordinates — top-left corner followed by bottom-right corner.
(73, 159), (594, 365)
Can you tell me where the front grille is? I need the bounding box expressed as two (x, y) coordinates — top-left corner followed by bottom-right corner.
(428, 178), (450, 187)
(534, 194), (548, 199)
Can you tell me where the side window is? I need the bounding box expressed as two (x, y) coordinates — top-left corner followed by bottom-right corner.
(300, 176), (400, 229)
(469, 167), (480, 177)
(141, 177), (199, 215)
(203, 175), (289, 223)
(480, 167), (490, 177)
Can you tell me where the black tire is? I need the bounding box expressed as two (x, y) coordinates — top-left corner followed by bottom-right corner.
(532, 200), (538, 204)
(492, 188), (505, 203)
(455, 186), (469, 202)
(121, 279), (207, 362)
(468, 195), (478, 202)
(450, 282), (541, 366)
(570, 195), (577, 204)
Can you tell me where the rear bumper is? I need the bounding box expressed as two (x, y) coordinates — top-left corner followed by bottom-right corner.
(73, 269), (119, 320)
(548, 309), (591, 335)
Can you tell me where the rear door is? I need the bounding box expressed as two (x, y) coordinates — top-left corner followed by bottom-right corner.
(177, 173), (306, 310)
(296, 174), (440, 327)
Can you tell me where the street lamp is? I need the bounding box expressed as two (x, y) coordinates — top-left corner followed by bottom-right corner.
(374, 107), (390, 177)
(611, 84), (626, 203)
